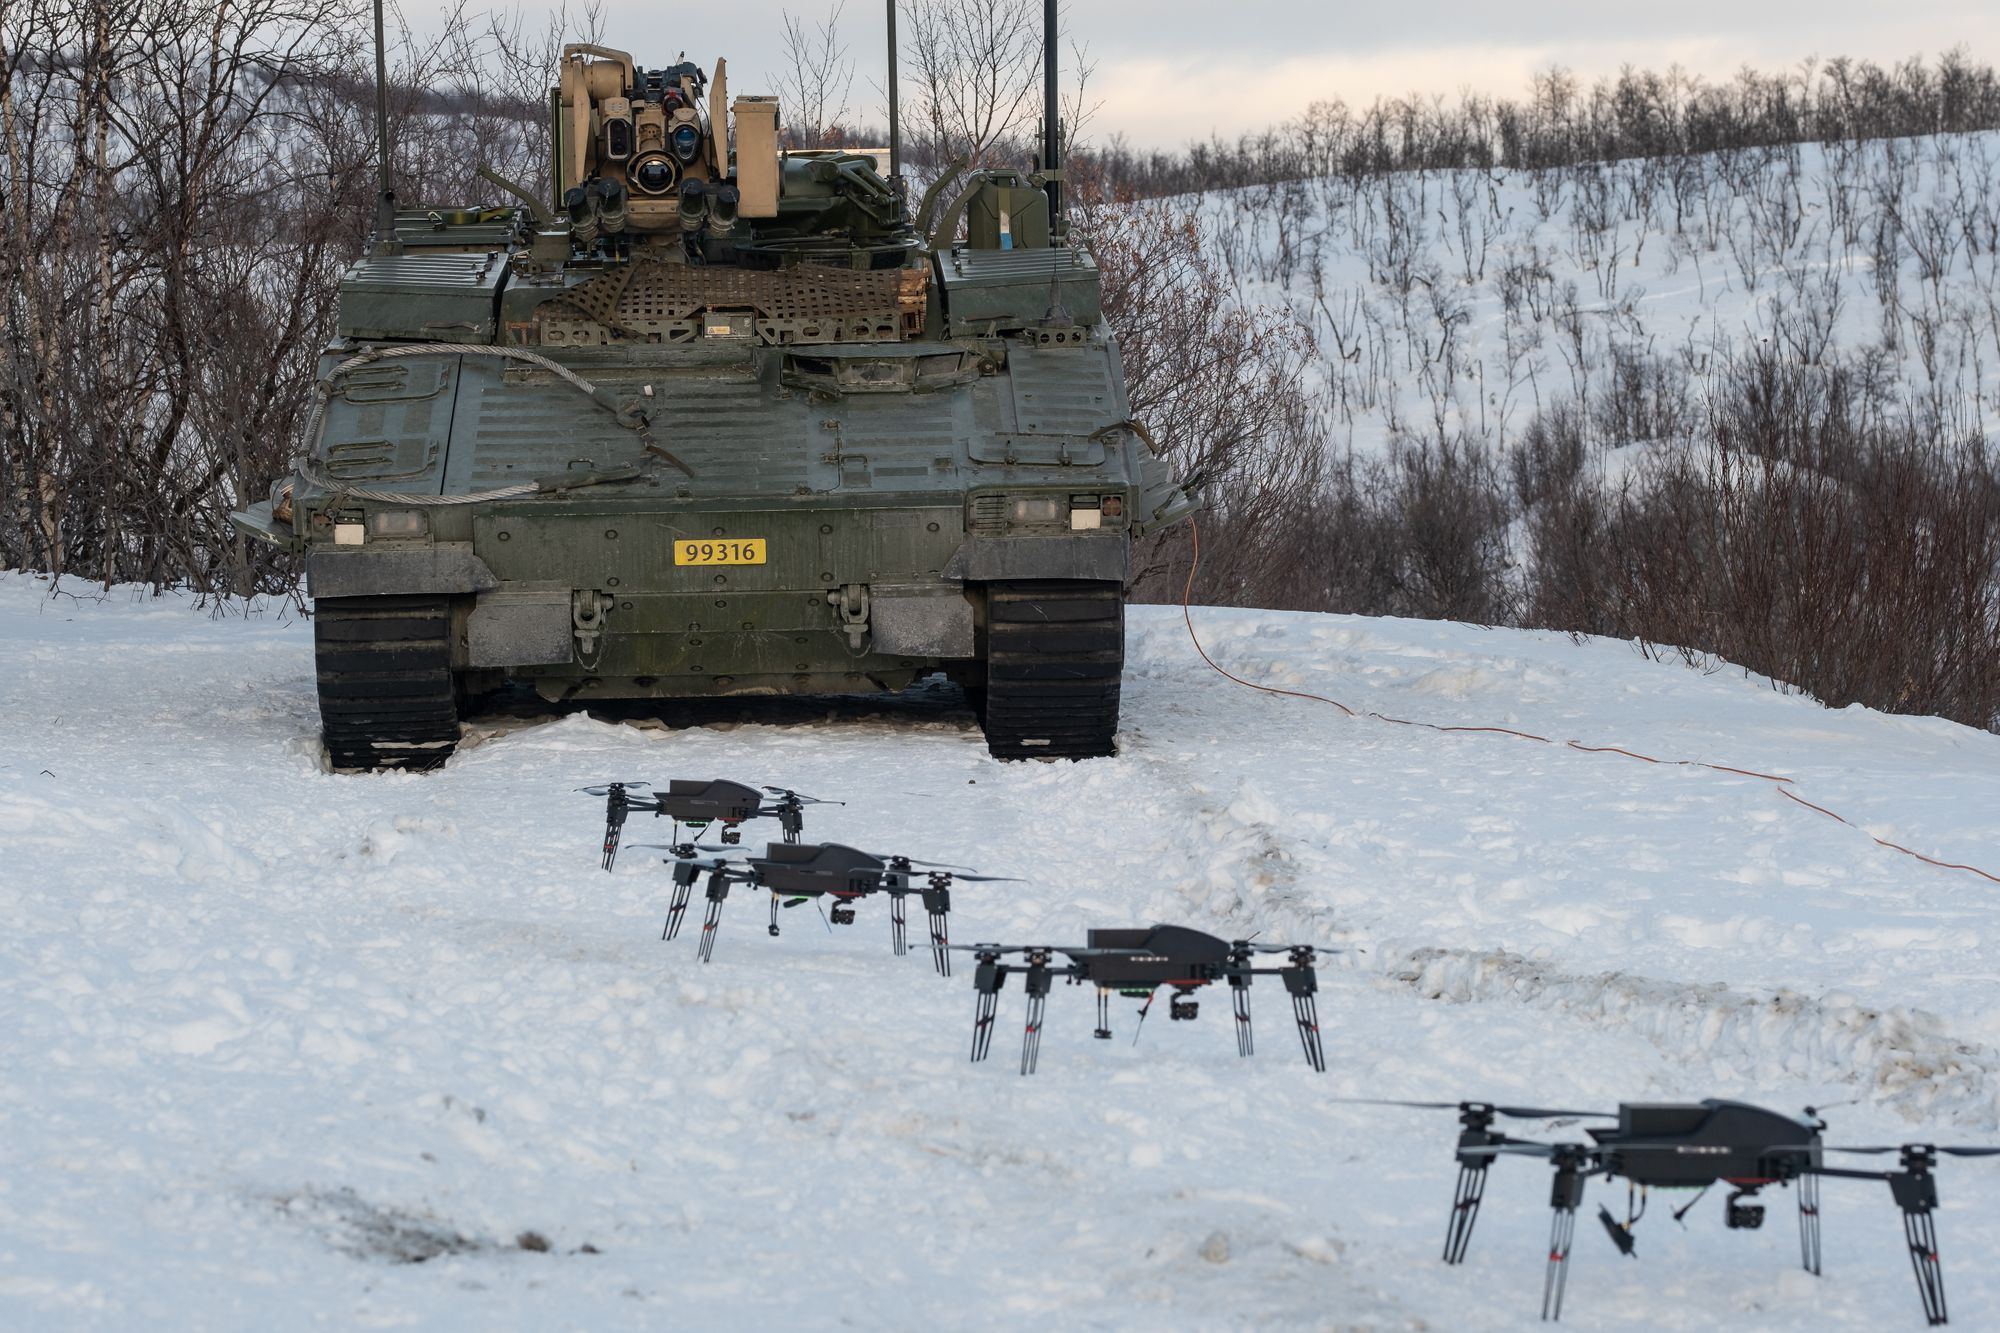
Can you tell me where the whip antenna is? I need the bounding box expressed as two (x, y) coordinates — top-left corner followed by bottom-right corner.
(372, 0), (395, 245)
(886, 0), (902, 184)
(1041, 0), (1060, 228)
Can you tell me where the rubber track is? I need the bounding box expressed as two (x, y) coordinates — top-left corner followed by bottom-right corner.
(981, 580), (1124, 760)
(314, 596), (459, 772)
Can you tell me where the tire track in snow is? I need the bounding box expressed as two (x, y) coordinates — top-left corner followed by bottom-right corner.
(1131, 767), (2000, 1130)
(1388, 945), (1999, 1128)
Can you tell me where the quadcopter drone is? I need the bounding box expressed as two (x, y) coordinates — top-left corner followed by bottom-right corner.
(579, 779), (840, 869)
(629, 840), (1011, 972)
(1357, 1095), (2000, 1324)
(958, 924), (1329, 1075)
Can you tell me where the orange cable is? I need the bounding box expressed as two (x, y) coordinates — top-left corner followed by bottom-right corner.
(1179, 515), (2000, 887)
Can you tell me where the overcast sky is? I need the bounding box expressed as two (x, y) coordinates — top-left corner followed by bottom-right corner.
(538, 0), (1998, 149)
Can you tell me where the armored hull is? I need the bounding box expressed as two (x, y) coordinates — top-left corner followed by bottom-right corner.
(233, 46), (1192, 770)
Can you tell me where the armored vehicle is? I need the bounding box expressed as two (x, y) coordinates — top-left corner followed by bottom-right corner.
(232, 26), (1194, 771)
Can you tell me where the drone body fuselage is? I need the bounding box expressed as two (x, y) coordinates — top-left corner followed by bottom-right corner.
(1590, 1100), (1823, 1187)
(1078, 925), (1233, 992)
(747, 842), (891, 898)
(964, 925), (1328, 1073)
(658, 778), (764, 825)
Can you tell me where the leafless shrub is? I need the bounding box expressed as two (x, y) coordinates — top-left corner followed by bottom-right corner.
(1074, 186), (1326, 606)
(0, 1), (601, 595)
(1523, 352), (2000, 728)
(1080, 51), (2000, 199)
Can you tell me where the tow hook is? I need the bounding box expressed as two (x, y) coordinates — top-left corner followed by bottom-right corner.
(826, 582), (870, 651)
(573, 588), (611, 657)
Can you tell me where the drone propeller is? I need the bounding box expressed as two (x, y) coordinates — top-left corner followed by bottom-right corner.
(623, 843), (744, 873)
(762, 785), (845, 806)
(921, 872), (1020, 883)
(873, 854), (979, 872)
(625, 841), (741, 855)
(947, 943), (1144, 957)
(1813, 1144), (2000, 1157)
(1333, 1097), (1617, 1120)
(578, 781), (652, 795)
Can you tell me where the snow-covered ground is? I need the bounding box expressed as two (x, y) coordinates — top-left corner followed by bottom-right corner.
(7, 569), (2000, 1329)
(1197, 131), (2000, 455)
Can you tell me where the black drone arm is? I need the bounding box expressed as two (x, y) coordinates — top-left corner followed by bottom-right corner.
(919, 878), (953, 977)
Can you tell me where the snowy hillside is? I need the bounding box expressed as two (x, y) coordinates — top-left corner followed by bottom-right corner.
(7, 570), (2000, 1328)
(1196, 130), (2000, 454)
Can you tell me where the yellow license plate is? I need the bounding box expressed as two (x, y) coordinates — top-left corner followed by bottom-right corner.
(674, 537), (767, 566)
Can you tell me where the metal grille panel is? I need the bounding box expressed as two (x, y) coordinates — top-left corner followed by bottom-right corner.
(536, 262), (925, 346)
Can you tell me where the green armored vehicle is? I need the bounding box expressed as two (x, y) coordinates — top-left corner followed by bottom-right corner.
(232, 36), (1194, 771)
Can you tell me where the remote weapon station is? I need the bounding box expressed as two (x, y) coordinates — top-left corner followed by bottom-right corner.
(232, 2), (1194, 770)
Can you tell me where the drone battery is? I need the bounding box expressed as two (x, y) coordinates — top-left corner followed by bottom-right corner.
(1618, 1104), (1709, 1137)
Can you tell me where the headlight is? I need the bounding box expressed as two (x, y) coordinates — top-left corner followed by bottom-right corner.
(365, 509), (427, 538)
(1009, 497), (1064, 525)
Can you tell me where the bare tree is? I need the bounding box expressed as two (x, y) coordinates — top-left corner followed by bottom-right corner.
(0, 0), (600, 594)
(774, 1), (856, 147)
(900, 0), (1040, 167)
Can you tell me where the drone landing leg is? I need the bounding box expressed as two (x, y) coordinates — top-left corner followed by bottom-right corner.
(1542, 1206), (1579, 1321)
(971, 966), (1002, 1063)
(1019, 966), (1053, 1076)
(1866, 1149), (1947, 1325)
(601, 788), (630, 871)
(1443, 1162), (1487, 1264)
(1094, 988), (1111, 1040)
(768, 892), (781, 938)
(1231, 978), (1253, 1058)
(696, 878), (730, 964)
(663, 877), (693, 941)
(1541, 1155), (1587, 1321)
(889, 894), (908, 957)
(1903, 1207), (1945, 1325)
(1290, 989), (1326, 1072)
(1020, 990), (1047, 1076)
(1798, 1173), (1822, 1276)
(1280, 967), (1326, 1072)
(920, 888), (952, 972)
